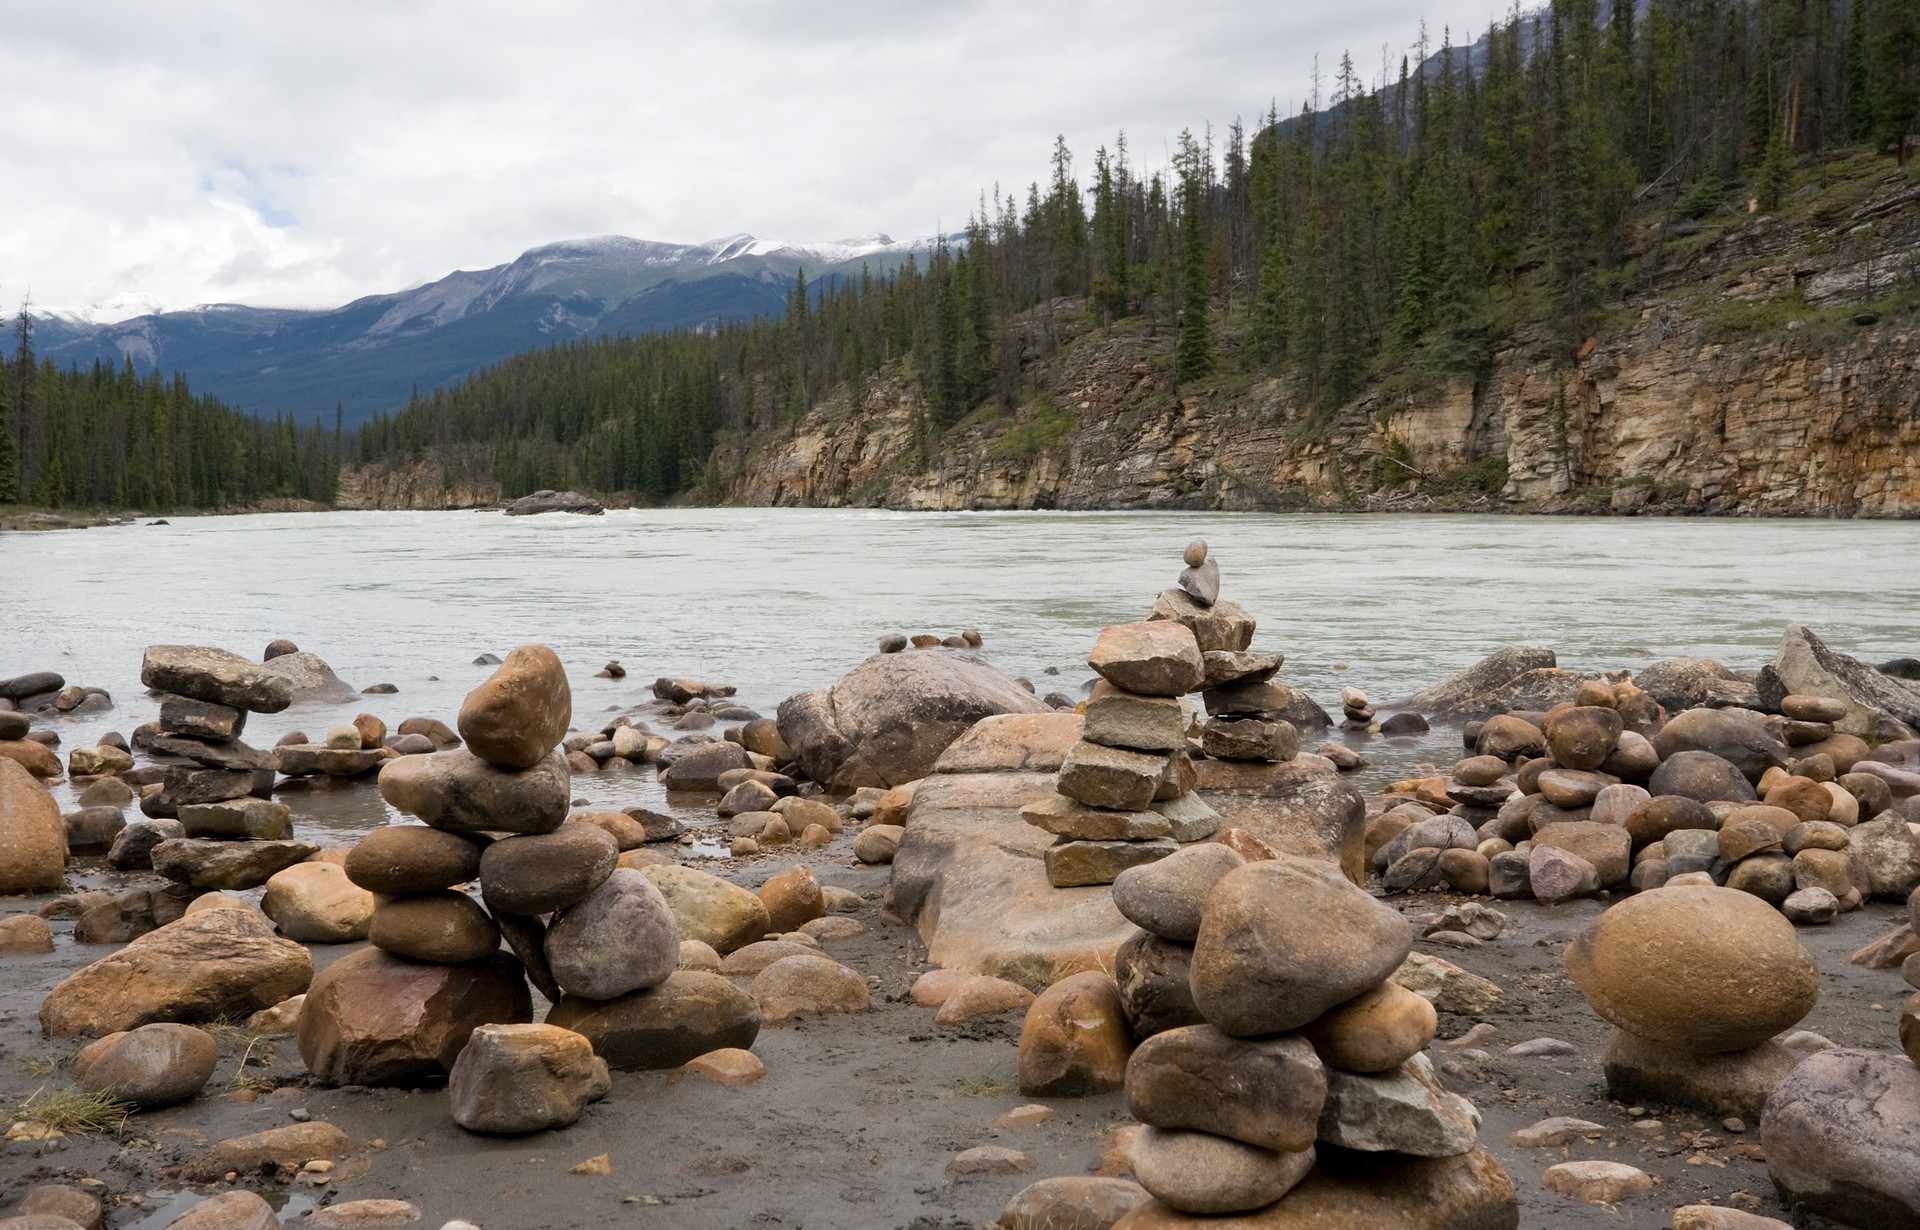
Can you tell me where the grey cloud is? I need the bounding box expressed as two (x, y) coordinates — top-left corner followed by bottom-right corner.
(1, 0), (1502, 311)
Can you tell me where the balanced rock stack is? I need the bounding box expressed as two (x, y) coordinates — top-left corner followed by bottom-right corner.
(1168, 542), (1300, 769)
(299, 646), (585, 1087)
(1341, 687), (1374, 730)
(1022, 616), (1220, 888)
(136, 646), (317, 890)
(1110, 850), (1512, 1224)
(1565, 883), (1821, 1119)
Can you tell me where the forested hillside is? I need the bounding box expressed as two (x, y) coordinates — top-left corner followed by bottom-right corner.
(343, 0), (1920, 508)
(0, 312), (337, 511)
(7, 0), (1919, 514)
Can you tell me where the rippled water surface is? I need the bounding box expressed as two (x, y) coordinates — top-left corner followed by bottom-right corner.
(5, 509), (1917, 839)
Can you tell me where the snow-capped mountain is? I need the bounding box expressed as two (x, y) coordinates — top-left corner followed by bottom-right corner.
(29, 231), (958, 424)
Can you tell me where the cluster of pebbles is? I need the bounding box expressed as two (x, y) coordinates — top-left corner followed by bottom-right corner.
(1368, 680), (1908, 925)
(0, 668), (113, 719)
(878, 628), (985, 653)
(1102, 841), (1501, 1221)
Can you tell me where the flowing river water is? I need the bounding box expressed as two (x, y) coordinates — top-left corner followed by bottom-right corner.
(4, 508), (1917, 843)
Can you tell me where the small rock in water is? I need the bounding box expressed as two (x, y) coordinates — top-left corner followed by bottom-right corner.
(878, 634), (908, 653)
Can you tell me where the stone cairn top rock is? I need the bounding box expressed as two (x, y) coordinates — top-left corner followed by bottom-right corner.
(1022, 539), (1302, 889)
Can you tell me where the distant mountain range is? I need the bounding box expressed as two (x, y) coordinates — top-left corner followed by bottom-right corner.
(30, 233), (954, 426)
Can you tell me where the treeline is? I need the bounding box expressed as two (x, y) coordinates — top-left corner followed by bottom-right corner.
(0, 312), (337, 510)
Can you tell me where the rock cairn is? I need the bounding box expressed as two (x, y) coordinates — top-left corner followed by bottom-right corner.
(299, 646), (583, 1087)
(1020, 539), (1321, 888)
(1367, 678), (1902, 923)
(1111, 848), (1511, 1221)
(135, 646), (317, 891)
(1564, 882), (1819, 1119)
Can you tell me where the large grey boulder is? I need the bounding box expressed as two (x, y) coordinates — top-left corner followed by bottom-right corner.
(778, 651), (1048, 790)
(1633, 657), (1760, 711)
(258, 652), (360, 704)
(1763, 623), (1920, 740)
(1399, 646), (1557, 719)
(1761, 1048), (1920, 1228)
(1651, 708), (1790, 783)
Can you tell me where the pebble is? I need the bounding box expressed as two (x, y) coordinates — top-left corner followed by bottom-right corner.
(995, 1104), (1057, 1128)
(1504, 1037), (1577, 1058)
(682, 1048), (766, 1087)
(1508, 1116), (1606, 1148)
(946, 1145), (1036, 1177)
(1540, 1160), (1654, 1204)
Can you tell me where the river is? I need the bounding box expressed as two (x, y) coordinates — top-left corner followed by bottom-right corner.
(4, 508), (1916, 842)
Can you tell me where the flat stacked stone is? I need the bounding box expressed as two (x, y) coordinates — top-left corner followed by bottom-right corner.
(1114, 851), (1512, 1221)
(1025, 618), (1214, 887)
(137, 646), (315, 887)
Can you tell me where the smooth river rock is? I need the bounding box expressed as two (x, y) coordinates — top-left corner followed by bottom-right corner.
(297, 947), (532, 1085)
(457, 645), (572, 769)
(1190, 855), (1413, 1036)
(545, 868), (679, 1001)
(377, 746), (570, 835)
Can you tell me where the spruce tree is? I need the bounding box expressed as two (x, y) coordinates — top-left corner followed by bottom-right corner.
(1174, 131), (1212, 384)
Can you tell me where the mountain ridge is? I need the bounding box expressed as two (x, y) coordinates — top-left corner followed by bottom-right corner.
(27, 231), (958, 426)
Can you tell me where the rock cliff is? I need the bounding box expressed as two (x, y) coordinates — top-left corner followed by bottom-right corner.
(720, 166), (1919, 517)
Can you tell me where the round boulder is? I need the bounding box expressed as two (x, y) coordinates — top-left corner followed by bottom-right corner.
(78, 1022), (218, 1108)
(479, 824), (618, 916)
(1111, 843), (1245, 943)
(457, 645), (571, 769)
(368, 891), (501, 964)
(1563, 884), (1819, 1052)
(544, 869), (679, 1001)
(345, 825), (483, 895)
(1190, 855), (1413, 1037)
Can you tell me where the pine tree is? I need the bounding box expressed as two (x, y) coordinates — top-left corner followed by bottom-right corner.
(1174, 131), (1212, 384)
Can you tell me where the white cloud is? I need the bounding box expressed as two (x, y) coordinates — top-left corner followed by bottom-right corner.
(1, 0), (1507, 312)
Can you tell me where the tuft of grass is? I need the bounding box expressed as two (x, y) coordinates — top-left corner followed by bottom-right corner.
(948, 1076), (1009, 1098)
(984, 398), (1074, 461)
(15, 1055), (59, 1078)
(16, 1084), (131, 1135)
(223, 1037), (278, 1093)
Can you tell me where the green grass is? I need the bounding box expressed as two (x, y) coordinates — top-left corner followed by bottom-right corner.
(984, 398), (1074, 461)
(14, 1055), (59, 1077)
(948, 1076), (1009, 1098)
(14, 1084), (130, 1135)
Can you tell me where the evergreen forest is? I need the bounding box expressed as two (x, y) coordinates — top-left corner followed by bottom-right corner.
(4, 0), (1917, 511)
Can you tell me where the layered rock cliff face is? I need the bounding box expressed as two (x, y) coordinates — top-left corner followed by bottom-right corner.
(334, 460), (501, 511)
(723, 167), (1920, 517)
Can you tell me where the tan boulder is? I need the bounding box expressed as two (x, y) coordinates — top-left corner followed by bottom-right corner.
(1086, 623), (1204, 697)
(161, 1191), (279, 1230)
(1563, 884), (1819, 1052)
(261, 861), (374, 943)
(297, 947), (530, 1085)
(756, 865), (824, 933)
(545, 970), (760, 1069)
(0, 738), (67, 779)
(751, 954), (869, 1025)
(457, 645), (571, 769)
(1125, 1025), (1325, 1152)
(640, 864), (770, 953)
(368, 891), (501, 964)
(932, 975), (1035, 1026)
(447, 1022), (610, 1134)
(181, 1120), (356, 1181)
(1017, 971), (1132, 1097)
(1130, 1129), (1315, 1215)
(344, 824), (483, 894)
(1110, 1146), (1516, 1229)
(1191, 856), (1413, 1036)
(0, 758), (66, 891)
(40, 907), (311, 1038)
(1301, 980), (1438, 1073)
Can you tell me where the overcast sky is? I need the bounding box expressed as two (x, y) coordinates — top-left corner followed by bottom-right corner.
(4, 0), (1503, 314)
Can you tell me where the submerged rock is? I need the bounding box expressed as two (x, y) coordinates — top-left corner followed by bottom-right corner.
(503, 489), (604, 515)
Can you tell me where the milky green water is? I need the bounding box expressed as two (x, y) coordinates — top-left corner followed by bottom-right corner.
(5, 508), (1916, 839)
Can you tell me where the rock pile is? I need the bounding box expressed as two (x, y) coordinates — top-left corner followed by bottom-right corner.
(878, 628), (985, 652)
(1020, 539), (1326, 888)
(0, 669), (113, 719)
(1565, 883), (1819, 1118)
(136, 647), (317, 890)
(1111, 850), (1513, 1223)
(299, 645), (588, 1085)
(1367, 679), (1903, 922)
